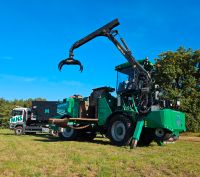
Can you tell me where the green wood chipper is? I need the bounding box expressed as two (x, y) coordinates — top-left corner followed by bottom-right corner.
(49, 19), (186, 148)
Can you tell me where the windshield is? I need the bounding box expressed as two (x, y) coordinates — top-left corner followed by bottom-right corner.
(117, 68), (138, 93)
(11, 110), (23, 116)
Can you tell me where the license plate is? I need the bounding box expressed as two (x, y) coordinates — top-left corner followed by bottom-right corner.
(42, 128), (49, 133)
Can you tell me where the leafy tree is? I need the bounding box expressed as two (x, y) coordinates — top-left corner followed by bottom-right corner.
(0, 98), (46, 120)
(155, 47), (200, 132)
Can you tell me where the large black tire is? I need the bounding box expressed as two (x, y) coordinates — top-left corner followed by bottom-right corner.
(138, 128), (154, 146)
(58, 127), (77, 140)
(78, 130), (97, 141)
(86, 132), (96, 141)
(15, 126), (23, 135)
(107, 114), (134, 146)
(154, 128), (172, 146)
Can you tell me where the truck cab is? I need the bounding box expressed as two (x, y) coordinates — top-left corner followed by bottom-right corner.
(10, 106), (50, 135)
(9, 107), (32, 134)
(10, 107), (31, 128)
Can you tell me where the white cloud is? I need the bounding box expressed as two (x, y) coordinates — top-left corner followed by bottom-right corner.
(0, 74), (85, 86)
(61, 80), (83, 87)
(0, 74), (36, 82)
(0, 56), (13, 61)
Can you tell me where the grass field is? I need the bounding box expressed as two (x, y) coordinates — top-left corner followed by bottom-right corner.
(0, 129), (199, 177)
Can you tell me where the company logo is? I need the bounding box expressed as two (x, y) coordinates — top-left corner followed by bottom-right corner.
(57, 103), (68, 115)
(10, 116), (23, 123)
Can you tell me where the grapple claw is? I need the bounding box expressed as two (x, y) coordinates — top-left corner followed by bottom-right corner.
(58, 58), (83, 72)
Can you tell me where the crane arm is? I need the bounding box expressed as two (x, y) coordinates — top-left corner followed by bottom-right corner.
(58, 18), (150, 80)
(68, 19), (119, 57)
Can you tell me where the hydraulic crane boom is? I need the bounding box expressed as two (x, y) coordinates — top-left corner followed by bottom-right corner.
(58, 18), (150, 81)
(68, 19), (119, 57)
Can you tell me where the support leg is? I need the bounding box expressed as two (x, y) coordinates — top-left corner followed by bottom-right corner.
(130, 120), (144, 149)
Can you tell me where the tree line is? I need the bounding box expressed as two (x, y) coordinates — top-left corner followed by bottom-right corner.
(155, 47), (200, 132)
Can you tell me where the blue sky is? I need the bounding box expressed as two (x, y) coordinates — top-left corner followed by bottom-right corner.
(0, 0), (200, 100)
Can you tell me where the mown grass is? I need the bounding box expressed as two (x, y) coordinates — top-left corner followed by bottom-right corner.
(181, 132), (200, 137)
(0, 129), (199, 177)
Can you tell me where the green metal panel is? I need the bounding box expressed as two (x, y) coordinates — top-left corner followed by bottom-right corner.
(57, 98), (80, 118)
(144, 109), (186, 132)
(49, 124), (59, 131)
(115, 62), (131, 71)
(73, 99), (80, 118)
(66, 98), (74, 116)
(132, 120), (144, 140)
(98, 97), (112, 126)
(115, 60), (154, 71)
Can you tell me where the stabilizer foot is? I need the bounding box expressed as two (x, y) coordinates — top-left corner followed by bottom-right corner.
(130, 139), (138, 149)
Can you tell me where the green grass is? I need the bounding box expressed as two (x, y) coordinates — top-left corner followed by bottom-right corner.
(181, 132), (200, 137)
(0, 129), (199, 177)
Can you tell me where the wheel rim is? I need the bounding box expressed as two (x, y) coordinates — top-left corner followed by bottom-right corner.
(61, 127), (74, 138)
(155, 128), (165, 138)
(111, 121), (126, 142)
(51, 130), (58, 136)
(16, 128), (22, 135)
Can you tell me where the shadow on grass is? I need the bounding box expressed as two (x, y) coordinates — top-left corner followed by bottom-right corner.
(0, 130), (113, 146)
(0, 130), (154, 148)
(30, 134), (61, 142)
(32, 134), (156, 148)
(35, 137), (144, 150)
(33, 134), (113, 146)
(0, 132), (14, 135)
